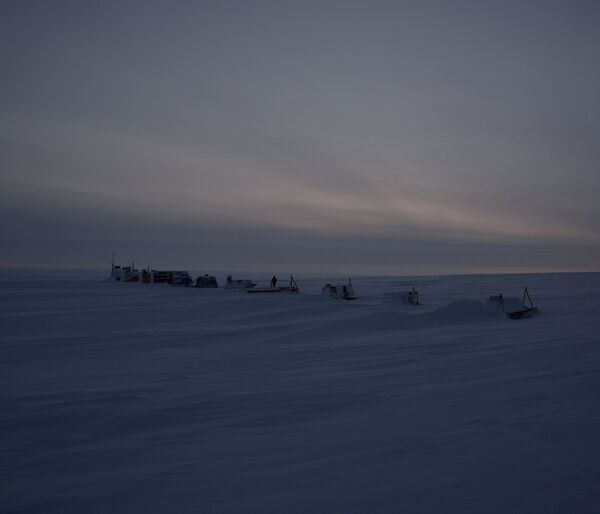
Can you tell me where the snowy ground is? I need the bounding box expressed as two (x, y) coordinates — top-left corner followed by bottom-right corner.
(2, 270), (600, 513)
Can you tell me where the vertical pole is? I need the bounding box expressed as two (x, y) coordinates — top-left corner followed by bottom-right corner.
(525, 288), (534, 308)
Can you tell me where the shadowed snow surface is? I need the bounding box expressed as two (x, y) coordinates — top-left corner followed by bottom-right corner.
(1, 271), (600, 513)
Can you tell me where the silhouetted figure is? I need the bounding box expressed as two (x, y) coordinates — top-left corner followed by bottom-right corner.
(271, 275), (278, 288)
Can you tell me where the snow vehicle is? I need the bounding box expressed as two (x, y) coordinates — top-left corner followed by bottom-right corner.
(122, 265), (141, 282)
(195, 274), (218, 288)
(225, 275), (257, 289)
(110, 254), (144, 283)
(110, 254), (192, 286)
(169, 271), (193, 287)
(247, 275), (300, 294)
(322, 278), (357, 300)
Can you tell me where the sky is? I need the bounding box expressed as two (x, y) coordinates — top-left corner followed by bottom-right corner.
(1, 0), (599, 275)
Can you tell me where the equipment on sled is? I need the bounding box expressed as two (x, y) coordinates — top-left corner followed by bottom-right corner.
(225, 275), (256, 289)
(322, 278), (357, 300)
(195, 274), (218, 288)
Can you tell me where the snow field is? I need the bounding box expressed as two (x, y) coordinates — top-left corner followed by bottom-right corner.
(2, 271), (600, 513)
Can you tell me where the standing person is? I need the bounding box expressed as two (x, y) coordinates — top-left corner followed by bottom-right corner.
(271, 275), (278, 288)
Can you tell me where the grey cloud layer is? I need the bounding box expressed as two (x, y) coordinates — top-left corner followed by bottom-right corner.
(1, 0), (599, 272)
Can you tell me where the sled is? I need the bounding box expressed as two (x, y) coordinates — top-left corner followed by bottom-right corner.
(505, 287), (538, 320)
(247, 275), (300, 294)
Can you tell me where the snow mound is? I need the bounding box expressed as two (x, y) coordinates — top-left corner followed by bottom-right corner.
(427, 299), (488, 319)
(318, 299), (492, 336)
(501, 296), (527, 313)
(419, 299), (491, 326)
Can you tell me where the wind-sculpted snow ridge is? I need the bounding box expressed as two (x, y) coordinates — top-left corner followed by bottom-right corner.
(1, 271), (600, 513)
(312, 299), (495, 338)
